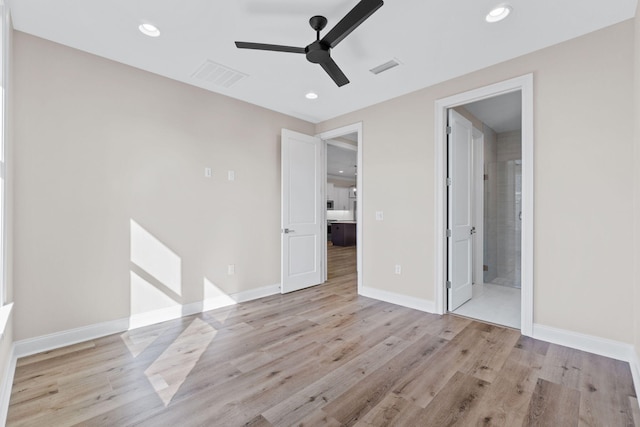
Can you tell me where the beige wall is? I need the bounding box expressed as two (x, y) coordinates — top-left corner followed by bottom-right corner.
(0, 13), (14, 401)
(634, 8), (640, 359)
(317, 21), (635, 343)
(12, 32), (314, 340)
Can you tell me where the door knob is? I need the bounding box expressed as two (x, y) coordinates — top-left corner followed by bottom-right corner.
(470, 227), (476, 235)
(283, 228), (295, 234)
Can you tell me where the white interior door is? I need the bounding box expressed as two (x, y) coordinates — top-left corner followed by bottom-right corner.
(447, 110), (474, 311)
(281, 129), (323, 293)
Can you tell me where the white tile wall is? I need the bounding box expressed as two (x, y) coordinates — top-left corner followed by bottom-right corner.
(484, 130), (522, 288)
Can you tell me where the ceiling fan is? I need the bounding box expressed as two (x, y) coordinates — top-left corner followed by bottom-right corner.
(235, 0), (384, 87)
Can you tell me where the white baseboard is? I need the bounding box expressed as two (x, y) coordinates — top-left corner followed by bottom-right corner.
(360, 286), (436, 313)
(14, 283), (281, 359)
(532, 323), (634, 362)
(14, 317), (130, 359)
(232, 283), (281, 303)
(630, 349), (640, 402)
(0, 344), (15, 427)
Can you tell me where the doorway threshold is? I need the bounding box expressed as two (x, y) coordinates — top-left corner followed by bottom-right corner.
(452, 283), (521, 329)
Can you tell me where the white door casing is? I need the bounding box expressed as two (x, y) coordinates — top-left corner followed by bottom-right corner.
(281, 129), (323, 293)
(447, 110), (474, 311)
(434, 74), (534, 336)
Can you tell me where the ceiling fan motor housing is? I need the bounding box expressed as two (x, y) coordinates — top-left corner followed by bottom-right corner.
(306, 41), (331, 64)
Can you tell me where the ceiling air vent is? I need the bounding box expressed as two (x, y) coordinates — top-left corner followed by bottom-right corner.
(191, 60), (248, 88)
(369, 59), (400, 75)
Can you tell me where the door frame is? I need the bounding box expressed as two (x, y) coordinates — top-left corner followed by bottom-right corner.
(317, 122), (363, 292)
(472, 127), (484, 287)
(434, 74), (534, 336)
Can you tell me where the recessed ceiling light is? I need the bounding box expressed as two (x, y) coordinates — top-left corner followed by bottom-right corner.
(305, 92), (318, 100)
(339, 170), (344, 174)
(139, 23), (161, 37)
(486, 5), (512, 23)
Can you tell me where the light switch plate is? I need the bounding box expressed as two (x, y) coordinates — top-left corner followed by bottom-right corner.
(375, 211), (384, 221)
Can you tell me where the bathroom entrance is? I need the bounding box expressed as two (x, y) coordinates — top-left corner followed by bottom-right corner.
(436, 74), (534, 334)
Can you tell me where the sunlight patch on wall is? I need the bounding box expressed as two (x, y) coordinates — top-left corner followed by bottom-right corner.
(130, 270), (181, 319)
(144, 317), (216, 406)
(130, 219), (182, 296)
(203, 277), (237, 313)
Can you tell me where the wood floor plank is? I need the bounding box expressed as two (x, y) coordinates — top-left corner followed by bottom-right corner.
(322, 333), (447, 425)
(462, 374), (535, 426)
(352, 392), (418, 426)
(407, 371), (491, 425)
(459, 325), (521, 383)
(7, 243), (639, 426)
(524, 378), (580, 426)
(629, 396), (640, 427)
(261, 336), (411, 426)
(392, 322), (492, 408)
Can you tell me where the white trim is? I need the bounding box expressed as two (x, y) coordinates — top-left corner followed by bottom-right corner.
(472, 128), (484, 285)
(631, 350), (640, 403)
(0, 344), (15, 427)
(14, 318), (130, 358)
(360, 286), (436, 313)
(533, 323), (634, 362)
(434, 74), (534, 337)
(14, 283), (281, 358)
(230, 283), (280, 303)
(326, 139), (357, 151)
(317, 122), (363, 293)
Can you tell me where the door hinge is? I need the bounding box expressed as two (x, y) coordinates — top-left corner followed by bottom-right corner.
(446, 281), (452, 289)
(446, 126), (452, 135)
(446, 229), (452, 237)
(446, 177), (452, 186)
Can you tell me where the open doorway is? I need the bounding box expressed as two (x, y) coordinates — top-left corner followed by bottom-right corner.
(448, 92), (523, 329)
(326, 137), (358, 280)
(434, 75), (534, 336)
(317, 123), (362, 291)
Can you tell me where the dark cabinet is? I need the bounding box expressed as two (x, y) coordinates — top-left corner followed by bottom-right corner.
(331, 222), (356, 246)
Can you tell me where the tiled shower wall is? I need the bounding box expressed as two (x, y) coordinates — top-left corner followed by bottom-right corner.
(484, 130), (522, 287)
(483, 125), (498, 283)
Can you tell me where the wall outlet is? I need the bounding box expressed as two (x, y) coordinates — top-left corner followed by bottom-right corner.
(228, 170), (235, 181)
(204, 167), (212, 178)
(375, 211), (384, 221)
(394, 264), (401, 275)
(227, 264), (235, 275)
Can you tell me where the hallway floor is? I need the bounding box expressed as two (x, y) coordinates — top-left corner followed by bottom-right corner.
(452, 283), (521, 329)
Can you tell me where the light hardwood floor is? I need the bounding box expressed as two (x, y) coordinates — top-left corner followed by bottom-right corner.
(7, 244), (639, 426)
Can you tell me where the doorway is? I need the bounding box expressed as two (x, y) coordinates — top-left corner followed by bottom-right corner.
(279, 123), (362, 294)
(318, 124), (362, 291)
(435, 75), (534, 336)
(448, 93), (523, 329)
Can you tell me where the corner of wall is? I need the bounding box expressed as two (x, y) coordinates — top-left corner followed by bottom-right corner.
(634, 3), (640, 386)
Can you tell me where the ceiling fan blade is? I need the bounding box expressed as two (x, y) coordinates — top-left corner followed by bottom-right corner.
(321, 0), (383, 48)
(320, 58), (350, 87)
(235, 42), (305, 54)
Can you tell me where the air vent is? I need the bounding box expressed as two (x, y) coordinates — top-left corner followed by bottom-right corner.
(192, 60), (248, 88)
(369, 59), (400, 75)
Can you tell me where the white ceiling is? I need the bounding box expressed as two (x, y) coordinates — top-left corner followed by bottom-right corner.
(327, 140), (357, 182)
(8, 0), (637, 123)
(464, 91), (521, 133)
